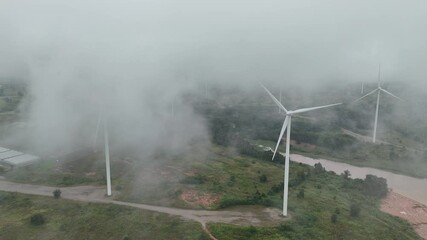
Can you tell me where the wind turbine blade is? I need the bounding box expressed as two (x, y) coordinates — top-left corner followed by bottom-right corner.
(378, 64), (381, 88)
(258, 82), (288, 113)
(93, 112), (102, 152)
(292, 103), (342, 114)
(380, 88), (403, 101)
(272, 116), (289, 161)
(353, 89), (378, 103)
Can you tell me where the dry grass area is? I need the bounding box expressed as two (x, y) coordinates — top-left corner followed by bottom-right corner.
(181, 190), (221, 207)
(381, 191), (427, 239)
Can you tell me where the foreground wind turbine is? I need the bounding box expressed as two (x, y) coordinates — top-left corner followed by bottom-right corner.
(94, 113), (112, 196)
(260, 83), (341, 216)
(353, 65), (402, 143)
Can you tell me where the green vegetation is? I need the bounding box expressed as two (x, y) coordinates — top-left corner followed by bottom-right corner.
(3, 155), (109, 186)
(0, 191), (208, 240)
(0, 82), (423, 239)
(195, 86), (427, 178)
(53, 189), (62, 199)
(112, 143), (419, 239)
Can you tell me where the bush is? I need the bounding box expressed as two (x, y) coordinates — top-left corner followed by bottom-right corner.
(314, 163), (325, 174)
(53, 189), (61, 199)
(259, 174), (268, 183)
(350, 203), (360, 217)
(297, 189), (305, 199)
(331, 214), (338, 223)
(248, 226), (257, 234)
(342, 170), (351, 180)
(362, 175), (387, 198)
(30, 213), (45, 226)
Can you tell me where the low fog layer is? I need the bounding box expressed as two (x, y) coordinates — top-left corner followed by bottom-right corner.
(0, 0), (426, 155)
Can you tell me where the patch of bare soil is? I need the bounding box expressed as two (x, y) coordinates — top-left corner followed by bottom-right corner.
(181, 190), (221, 207)
(381, 191), (427, 239)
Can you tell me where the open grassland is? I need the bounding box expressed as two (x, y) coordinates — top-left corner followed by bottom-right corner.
(1, 144), (422, 239)
(0, 191), (208, 240)
(118, 145), (420, 239)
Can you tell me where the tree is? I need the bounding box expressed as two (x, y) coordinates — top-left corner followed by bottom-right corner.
(297, 189), (305, 199)
(259, 174), (268, 183)
(30, 213), (45, 226)
(362, 175), (387, 198)
(314, 163), (325, 174)
(342, 170), (351, 180)
(331, 214), (338, 223)
(350, 203), (360, 217)
(53, 189), (61, 199)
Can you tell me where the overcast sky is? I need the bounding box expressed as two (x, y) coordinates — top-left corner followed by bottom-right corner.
(1, 0), (427, 84)
(0, 0), (425, 153)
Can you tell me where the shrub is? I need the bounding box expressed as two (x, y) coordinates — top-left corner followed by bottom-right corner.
(362, 175), (387, 198)
(248, 226), (257, 234)
(53, 189), (61, 199)
(314, 163), (325, 174)
(331, 214), (338, 223)
(297, 189), (305, 199)
(342, 170), (351, 180)
(30, 213), (45, 226)
(259, 174), (268, 183)
(350, 203), (360, 217)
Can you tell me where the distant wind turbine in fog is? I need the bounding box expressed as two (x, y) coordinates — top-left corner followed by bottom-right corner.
(353, 65), (403, 143)
(259, 82), (341, 217)
(94, 112), (112, 196)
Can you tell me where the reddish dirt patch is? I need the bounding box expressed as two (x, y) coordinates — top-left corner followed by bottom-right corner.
(181, 190), (221, 207)
(381, 191), (427, 239)
(184, 171), (197, 177)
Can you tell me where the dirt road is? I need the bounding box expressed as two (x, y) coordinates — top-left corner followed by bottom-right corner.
(381, 192), (427, 240)
(0, 180), (284, 240)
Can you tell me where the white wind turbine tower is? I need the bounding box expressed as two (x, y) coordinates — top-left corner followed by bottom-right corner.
(353, 65), (403, 143)
(94, 112), (112, 196)
(278, 86), (283, 113)
(260, 83), (341, 216)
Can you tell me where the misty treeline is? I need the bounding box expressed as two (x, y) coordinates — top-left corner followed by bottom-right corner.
(190, 82), (426, 162)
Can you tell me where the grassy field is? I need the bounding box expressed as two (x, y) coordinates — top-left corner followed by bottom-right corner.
(1, 143), (422, 239)
(0, 191), (208, 240)
(3, 155), (105, 186)
(116, 144), (420, 239)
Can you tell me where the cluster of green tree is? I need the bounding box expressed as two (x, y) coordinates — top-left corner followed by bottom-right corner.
(197, 102), (357, 152)
(362, 174), (388, 198)
(234, 137), (284, 163)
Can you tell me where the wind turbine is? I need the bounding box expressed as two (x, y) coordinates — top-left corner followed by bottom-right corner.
(353, 65), (402, 143)
(260, 83), (341, 216)
(278, 86), (283, 113)
(94, 112), (112, 196)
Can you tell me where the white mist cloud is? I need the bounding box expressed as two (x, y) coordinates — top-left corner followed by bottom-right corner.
(0, 0), (426, 154)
